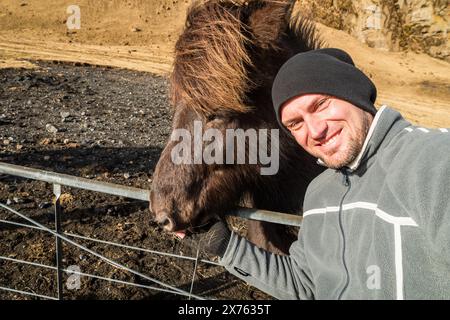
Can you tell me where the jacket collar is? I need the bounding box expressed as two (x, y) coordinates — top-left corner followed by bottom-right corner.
(316, 106), (411, 172)
(347, 105), (386, 170)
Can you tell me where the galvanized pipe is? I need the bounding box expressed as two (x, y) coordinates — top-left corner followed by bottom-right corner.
(0, 161), (303, 227)
(232, 207), (302, 227)
(0, 285), (58, 300)
(53, 184), (64, 300)
(0, 202), (205, 300)
(0, 162), (150, 201)
(0, 255), (207, 299)
(0, 218), (221, 265)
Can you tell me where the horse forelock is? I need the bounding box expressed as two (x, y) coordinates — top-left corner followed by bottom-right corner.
(170, 0), (254, 117)
(170, 0), (323, 117)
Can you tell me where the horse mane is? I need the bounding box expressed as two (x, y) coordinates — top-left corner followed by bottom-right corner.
(170, 0), (323, 117)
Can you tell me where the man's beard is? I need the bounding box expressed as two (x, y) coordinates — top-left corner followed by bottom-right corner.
(320, 114), (372, 169)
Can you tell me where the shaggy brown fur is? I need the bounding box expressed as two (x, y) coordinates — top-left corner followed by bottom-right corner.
(151, 0), (326, 255)
(170, 0), (322, 117)
(171, 1), (254, 116)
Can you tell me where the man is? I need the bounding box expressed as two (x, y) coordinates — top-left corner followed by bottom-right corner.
(187, 48), (450, 299)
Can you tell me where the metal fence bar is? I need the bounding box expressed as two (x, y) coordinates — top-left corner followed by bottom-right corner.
(188, 249), (200, 300)
(0, 203), (205, 300)
(232, 207), (302, 227)
(66, 232), (221, 266)
(0, 286), (58, 300)
(0, 256), (204, 298)
(0, 255), (58, 270)
(0, 218), (220, 266)
(0, 161), (303, 227)
(53, 183), (64, 300)
(0, 162), (150, 201)
(0, 161), (304, 300)
(0, 219), (43, 230)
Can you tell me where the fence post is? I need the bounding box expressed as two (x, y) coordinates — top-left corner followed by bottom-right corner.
(53, 184), (64, 300)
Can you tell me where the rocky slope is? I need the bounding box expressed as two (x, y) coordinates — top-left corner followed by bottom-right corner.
(297, 0), (449, 61)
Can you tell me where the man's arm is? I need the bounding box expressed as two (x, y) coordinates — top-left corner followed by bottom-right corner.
(219, 229), (315, 300)
(388, 132), (450, 259)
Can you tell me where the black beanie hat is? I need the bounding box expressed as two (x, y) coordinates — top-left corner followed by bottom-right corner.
(272, 48), (377, 130)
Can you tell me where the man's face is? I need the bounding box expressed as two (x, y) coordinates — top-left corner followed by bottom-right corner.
(280, 94), (373, 169)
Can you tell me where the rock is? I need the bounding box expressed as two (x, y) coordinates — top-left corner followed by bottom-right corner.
(13, 197), (23, 204)
(46, 124), (58, 133)
(67, 142), (80, 148)
(38, 202), (51, 209)
(123, 223), (133, 231)
(40, 138), (53, 145)
(56, 193), (74, 206)
(131, 27), (142, 32)
(124, 173), (131, 179)
(60, 111), (70, 119)
(297, 0), (449, 61)
(6, 199), (12, 205)
(18, 191), (29, 197)
(81, 139), (91, 146)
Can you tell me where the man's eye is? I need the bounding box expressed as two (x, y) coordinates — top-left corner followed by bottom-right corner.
(317, 98), (329, 110)
(288, 121), (303, 131)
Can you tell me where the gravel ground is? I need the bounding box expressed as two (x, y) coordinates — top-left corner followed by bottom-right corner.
(0, 61), (270, 300)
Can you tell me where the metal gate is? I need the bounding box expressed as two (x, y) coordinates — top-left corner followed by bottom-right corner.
(0, 161), (302, 300)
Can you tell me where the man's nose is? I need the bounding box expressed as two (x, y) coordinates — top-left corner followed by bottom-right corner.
(305, 115), (327, 141)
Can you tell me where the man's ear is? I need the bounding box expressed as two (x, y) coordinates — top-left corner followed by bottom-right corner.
(245, 0), (293, 50)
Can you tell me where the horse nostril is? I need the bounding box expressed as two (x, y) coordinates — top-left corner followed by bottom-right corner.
(159, 218), (170, 228)
(154, 209), (175, 231)
(157, 216), (175, 231)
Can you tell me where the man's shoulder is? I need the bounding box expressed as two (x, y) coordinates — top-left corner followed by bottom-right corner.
(385, 124), (450, 158)
(376, 107), (449, 150)
(378, 123), (450, 177)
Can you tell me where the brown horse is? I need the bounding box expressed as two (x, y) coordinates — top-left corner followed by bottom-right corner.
(150, 0), (325, 254)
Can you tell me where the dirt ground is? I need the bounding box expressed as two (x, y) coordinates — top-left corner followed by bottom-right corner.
(0, 0), (449, 300)
(0, 61), (270, 300)
(1, 0), (449, 127)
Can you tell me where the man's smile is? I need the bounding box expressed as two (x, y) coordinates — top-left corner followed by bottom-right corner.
(315, 129), (343, 151)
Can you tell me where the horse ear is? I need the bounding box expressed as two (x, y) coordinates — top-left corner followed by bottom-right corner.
(245, 0), (293, 49)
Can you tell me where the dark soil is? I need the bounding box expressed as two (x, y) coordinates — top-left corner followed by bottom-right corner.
(0, 61), (271, 300)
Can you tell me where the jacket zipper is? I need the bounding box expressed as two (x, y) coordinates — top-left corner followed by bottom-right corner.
(337, 168), (351, 299)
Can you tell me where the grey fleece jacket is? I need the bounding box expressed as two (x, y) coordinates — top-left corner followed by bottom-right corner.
(220, 106), (450, 300)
